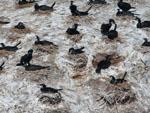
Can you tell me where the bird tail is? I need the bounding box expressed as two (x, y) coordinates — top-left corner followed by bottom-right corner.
(0, 62), (5, 67)
(86, 6), (92, 12)
(15, 41), (21, 47)
(122, 72), (127, 80)
(131, 7), (136, 9)
(58, 89), (63, 91)
(80, 47), (85, 50)
(51, 2), (56, 8)
(16, 63), (23, 66)
(36, 35), (40, 41)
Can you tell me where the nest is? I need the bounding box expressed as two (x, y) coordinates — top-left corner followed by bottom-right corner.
(10, 27), (32, 34)
(33, 44), (58, 54)
(0, 50), (14, 57)
(39, 93), (62, 105)
(44, 109), (71, 113)
(7, 34), (22, 42)
(92, 52), (125, 68)
(68, 53), (88, 72)
(67, 15), (94, 25)
(66, 34), (83, 43)
(88, 78), (136, 108)
(15, 3), (34, 9)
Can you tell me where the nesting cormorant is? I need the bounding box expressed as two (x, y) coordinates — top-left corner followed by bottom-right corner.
(142, 38), (150, 46)
(101, 19), (115, 35)
(96, 55), (111, 73)
(18, 0), (36, 5)
(40, 84), (62, 93)
(88, 0), (107, 4)
(0, 41), (21, 52)
(107, 23), (118, 40)
(69, 1), (92, 16)
(118, 0), (135, 12)
(17, 49), (33, 66)
(135, 17), (150, 28)
(116, 9), (138, 17)
(66, 23), (80, 35)
(34, 35), (55, 46)
(0, 62), (5, 70)
(110, 72), (127, 84)
(69, 47), (84, 55)
(34, 2), (56, 11)
(14, 22), (26, 29)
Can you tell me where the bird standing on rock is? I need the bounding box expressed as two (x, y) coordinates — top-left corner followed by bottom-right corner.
(17, 49), (33, 66)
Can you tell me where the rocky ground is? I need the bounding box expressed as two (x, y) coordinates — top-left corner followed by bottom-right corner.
(0, 0), (150, 113)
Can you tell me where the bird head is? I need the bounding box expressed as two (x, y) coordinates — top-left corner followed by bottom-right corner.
(39, 84), (46, 88)
(28, 49), (33, 54)
(109, 19), (115, 24)
(69, 48), (74, 53)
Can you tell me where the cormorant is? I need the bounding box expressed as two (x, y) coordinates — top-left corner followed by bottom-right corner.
(66, 23), (80, 35)
(118, 0), (135, 12)
(40, 84), (62, 93)
(14, 22), (26, 29)
(142, 38), (150, 46)
(96, 55), (111, 73)
(110, 72), (127, 84)
(34, 2), (56, 11)
(107, 23), (118, 40)
(135, 17), (150, 28)
(101, 19), (115, 35)
(17, 49), (33, 66)
(0, 41), (21, 52)
(69, 47), (84, 54)
(34, 35), (56, 46)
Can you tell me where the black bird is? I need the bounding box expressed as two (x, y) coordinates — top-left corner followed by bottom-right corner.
(24, 64), (50, 71)
(14, 22), (26, 29)
(96, 55), (111, 73)
(101, 19), (115, 35)
(77, 6), (92, 16)
(40, 84), (62, 93)
(17, 49), (33, 66)
(34, 2), (56, 11)
(116, 9), (138, 17)
(66, 23), (80, 35)
(70, 1), (78, 15)
(142, 38), (150, 46)
(135, 17), (150, 28)
(34, 35), (56, 46)
(0, 62), (5, 70)
(69, 47), (84, 55)
(69, 1), (92, 16)
(0, 17), (10, 24)
(110, 72), (127, 84)
(18, 0), (36, 5)
(88, 0), (107, 4)
(0, 42), (21, 52)
(118, 0), (135, 12)
(107, 23), (118, 40)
